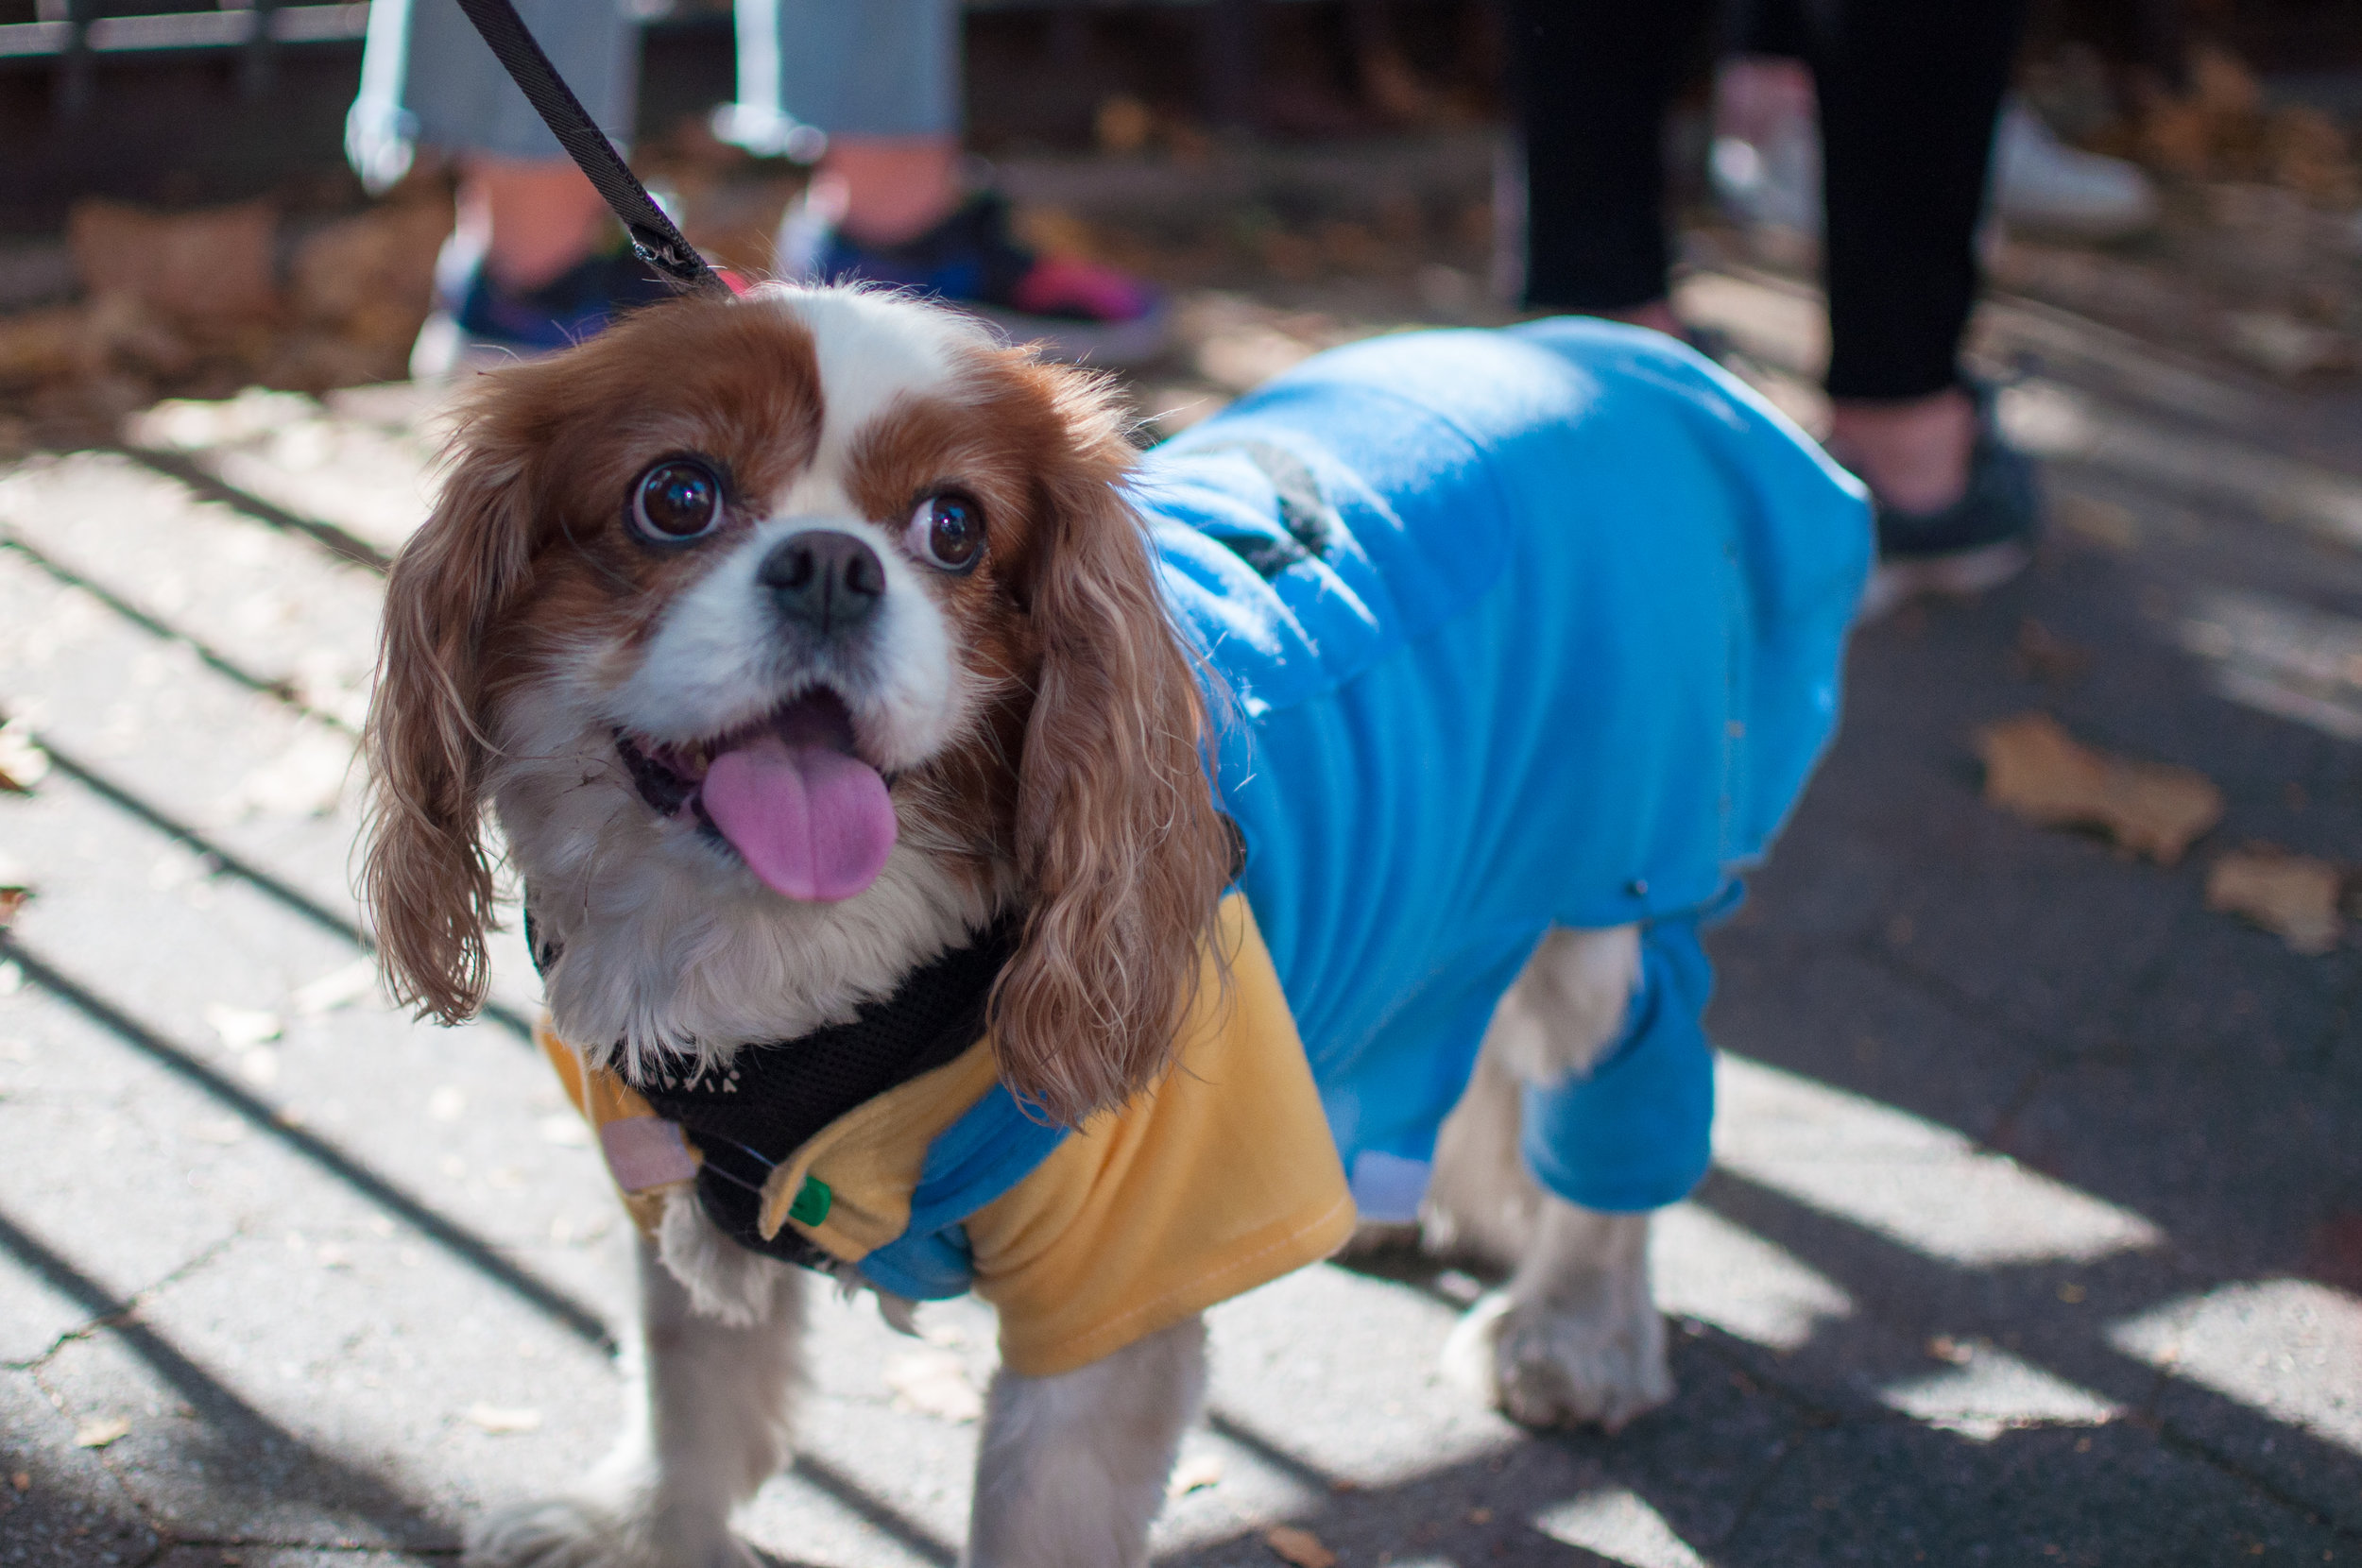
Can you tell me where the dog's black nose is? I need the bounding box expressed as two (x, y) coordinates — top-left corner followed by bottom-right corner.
(760, 531), (884, 635)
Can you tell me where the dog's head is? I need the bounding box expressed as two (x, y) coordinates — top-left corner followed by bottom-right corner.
(361, 284), (1231, 1123)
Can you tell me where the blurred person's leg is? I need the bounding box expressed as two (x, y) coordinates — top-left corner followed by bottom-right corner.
(1810, 0), (2025, 506)
(1503, 0), (1714, 333)
(745, 0), (1171, 363)
(737, 0), (966, 245)
(1806, 0), (2041, 610)
(463, 160), (612, 292)
(350, 0), (669, 370)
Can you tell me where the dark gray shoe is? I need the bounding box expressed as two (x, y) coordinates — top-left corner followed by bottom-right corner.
(1859, 384), (2041, 620)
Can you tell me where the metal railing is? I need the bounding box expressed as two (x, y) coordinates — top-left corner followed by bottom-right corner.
(1, 1), (369, 110)
(1, 0), (1347, 128)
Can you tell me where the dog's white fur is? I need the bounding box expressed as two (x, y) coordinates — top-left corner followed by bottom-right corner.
(470, 1234), (802, 1568)
(969, 1318), (1209, 1568)
(1431, 927), (1672, 1434)
(415, 288), (1676, 1567)
(611, 513), (960, 772)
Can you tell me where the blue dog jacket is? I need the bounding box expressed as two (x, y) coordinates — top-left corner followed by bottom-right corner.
(549, 318), (1869, 1370)
(1145, 317), (1868, 1220)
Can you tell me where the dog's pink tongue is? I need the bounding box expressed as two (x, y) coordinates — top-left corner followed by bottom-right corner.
(700, 735), (896, 902)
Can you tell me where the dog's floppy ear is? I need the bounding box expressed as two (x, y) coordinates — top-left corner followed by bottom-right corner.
(361, 408), (535, 1025)
(989, 367), (1234, 1126)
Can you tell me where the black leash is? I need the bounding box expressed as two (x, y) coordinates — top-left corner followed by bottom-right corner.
(450, 0), (731, 298)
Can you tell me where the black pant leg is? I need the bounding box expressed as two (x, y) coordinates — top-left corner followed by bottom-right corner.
(1810, 0), (2028, 400)
(1512, 0), (1715, 312)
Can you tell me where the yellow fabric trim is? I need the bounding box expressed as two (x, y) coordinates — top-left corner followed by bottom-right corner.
(540, 1021), (660, 1129)
(966, 896), (1356, 1378)
(539, 1014), (1006, 1267)
(539, 895), (1357, 1377)
(539, 1020), (691, 1236)
(752, 1038), (1001, 1262)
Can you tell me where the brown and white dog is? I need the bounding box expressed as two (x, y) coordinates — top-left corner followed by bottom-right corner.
(364, 284), (1695, 1568)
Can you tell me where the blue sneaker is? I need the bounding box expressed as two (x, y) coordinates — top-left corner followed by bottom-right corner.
(411, 248), (674, 378)
(784, 190), (1172, 366)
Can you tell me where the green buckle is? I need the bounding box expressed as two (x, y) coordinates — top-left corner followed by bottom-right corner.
(788, 1175), (832, 1227)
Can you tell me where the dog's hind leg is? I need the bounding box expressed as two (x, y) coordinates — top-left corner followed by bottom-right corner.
(1429, 926), (1674, 1433)
(966, 1316), (1207, 1568)
(469, 1204), (803, 1568)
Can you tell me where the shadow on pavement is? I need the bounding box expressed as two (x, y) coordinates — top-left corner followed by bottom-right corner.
(0, 1202), (460, 1555)
(0, 936), (608, 1352)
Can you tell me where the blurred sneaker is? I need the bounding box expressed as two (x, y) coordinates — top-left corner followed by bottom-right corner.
(1857, 385), (2043, 621)
(411, 246), (674, 380)
(1709, 57), (1821, 238)
(1709, 74), (2158, 245)
(781, 188), (1172, 366)
(1992, 97), (2158, 240)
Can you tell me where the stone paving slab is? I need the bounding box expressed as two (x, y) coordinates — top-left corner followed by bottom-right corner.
(1702, 936), (2045, 1144)
(1, 1368), (163, 1568)
(149, 1554), (438, 1568)
(3, 264), (2359, 1568)
(0, 449), (388, 728)
(1732, 1419), (2349, 1567)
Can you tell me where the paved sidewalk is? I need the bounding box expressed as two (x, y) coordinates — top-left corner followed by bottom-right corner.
(1, 272), (2357, 1568)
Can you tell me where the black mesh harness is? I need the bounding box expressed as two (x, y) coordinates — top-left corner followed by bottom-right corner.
(529, 907), (1022, 1271)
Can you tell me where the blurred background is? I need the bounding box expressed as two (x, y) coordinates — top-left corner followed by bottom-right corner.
(2, 0), (2361, 438)
(3, 5), (2361, 1566)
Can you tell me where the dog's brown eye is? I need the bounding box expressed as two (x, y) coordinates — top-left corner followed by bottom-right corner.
(630, 460), (725, 543)
(907, 493), (984, 573)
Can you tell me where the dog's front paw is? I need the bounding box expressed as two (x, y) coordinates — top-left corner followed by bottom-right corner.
(1442, 1289), (1672, 1434)
(467, 1495), (761, 1568)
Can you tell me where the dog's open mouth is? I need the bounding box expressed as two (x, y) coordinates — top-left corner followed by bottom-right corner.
(615, 690), (897, 903)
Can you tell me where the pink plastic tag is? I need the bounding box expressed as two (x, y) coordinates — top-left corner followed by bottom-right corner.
(599, 1116), (696, 1190)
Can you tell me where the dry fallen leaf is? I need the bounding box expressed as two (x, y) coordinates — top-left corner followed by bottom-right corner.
(2206, 847), (2343, 955)
(2012, 619), (2091, 684)
(2224, 311), (2353, 379)
(466, 1404), (543, 1435)
(1167, 1452), (1225, 1499)
(1011, 205), (1104, 264)
(2191, 43), (2262, 120)
(68, 198), (279, 324)
(1093, 94), (1155, 156)
(1361, 47), (1441, 126)
(292, 958), (379, 1016)
(72, 1417), (130, 1449)
(2267, 105), (2359, 206)
(190, 1116), (247, 1145)
(287, 197), (449, 347)
(234, 728), (355, 818)
(538, 1113), (590, 1148)
(205, 1005), (282, 1050)
(883, 1350), (984, 1423)
(0, 306), (87, 389)
(1263, 1525), (1338, 1568)
(1197, 326), (1319, 393)
(2056, 495), (2137, 552)
(0, 721), (50, 793)
(1976, 713), (2224, 864)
